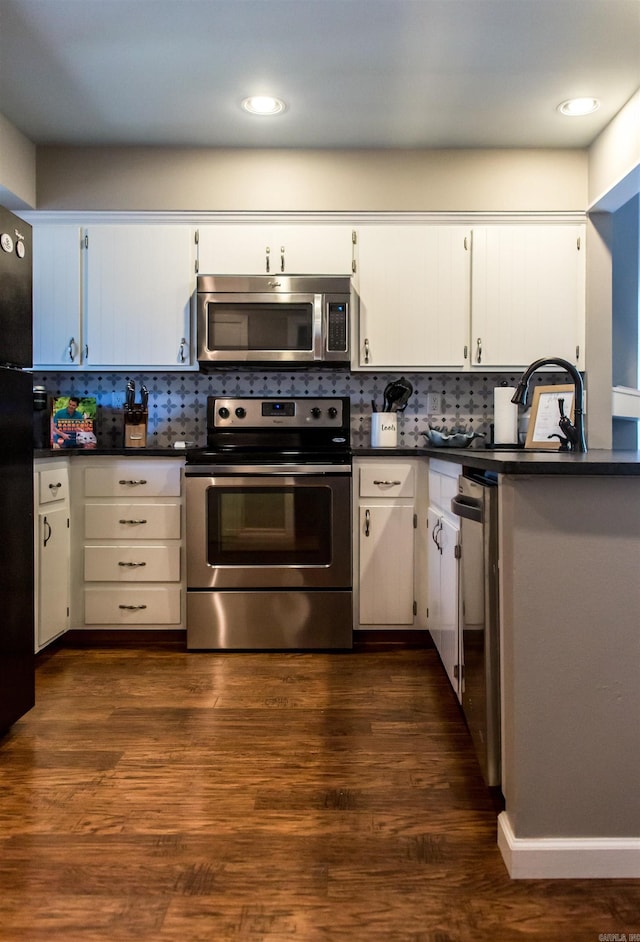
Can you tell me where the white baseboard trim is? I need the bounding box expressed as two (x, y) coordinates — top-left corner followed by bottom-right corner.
(498, 812), (640, 879)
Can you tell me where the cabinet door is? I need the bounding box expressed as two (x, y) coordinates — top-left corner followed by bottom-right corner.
(355, 226), (470, 369)
(84, 226), (193, 367)
(427, 509), (461, 700)
(438, 517), (461, 701)
(197, 225), (353, 275)
(37, 507), (70, 648)
(359, 503), (415, 625)
(426, 507), (442, 654)
(32, 225), (84, 368)
(470, 225), (585, 368)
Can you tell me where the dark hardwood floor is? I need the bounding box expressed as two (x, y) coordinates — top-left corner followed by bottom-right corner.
(0, 643), (638, 941)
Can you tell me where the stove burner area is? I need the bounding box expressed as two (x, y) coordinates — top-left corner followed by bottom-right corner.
(184, 397), (353, 651)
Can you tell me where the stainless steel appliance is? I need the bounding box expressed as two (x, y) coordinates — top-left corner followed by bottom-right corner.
(451, 471), (501, 786)
(196, 275), (351, 368)
(0, 205), (35, 731)
(185, 396), (352, 649)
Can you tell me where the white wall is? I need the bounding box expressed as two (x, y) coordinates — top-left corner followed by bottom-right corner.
(589, 89), (640, 211)
(0, 113), (36, 209)
(35, 146), (588, 212)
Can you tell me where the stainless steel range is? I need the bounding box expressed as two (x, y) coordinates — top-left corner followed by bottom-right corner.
(184, 397), (352, 650)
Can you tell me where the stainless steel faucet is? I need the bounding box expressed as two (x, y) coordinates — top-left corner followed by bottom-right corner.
(511, 357), (587, 453)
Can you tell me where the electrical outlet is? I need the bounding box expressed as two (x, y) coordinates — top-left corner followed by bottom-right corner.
(427, 392), (442, 414)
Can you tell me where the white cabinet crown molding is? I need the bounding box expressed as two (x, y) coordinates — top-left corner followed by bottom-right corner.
(21, 210), (587, 226)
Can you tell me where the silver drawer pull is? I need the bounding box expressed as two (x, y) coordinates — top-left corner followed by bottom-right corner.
(373, 479), (402, 486)
(118, 561), (147, 568)
(48, 482), (63, 490)
(119, 519), (148, 525)
(118, 604), (148, 611)
(119, 479), (148, 486)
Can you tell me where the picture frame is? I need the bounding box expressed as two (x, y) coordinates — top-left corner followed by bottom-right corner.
(524, 385), (575, 450)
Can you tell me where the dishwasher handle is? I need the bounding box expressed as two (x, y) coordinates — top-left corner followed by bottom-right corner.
(451, 493), (483, 523)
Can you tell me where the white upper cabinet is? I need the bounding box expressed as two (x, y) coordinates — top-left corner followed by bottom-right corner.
(354, 226), (471, 370)
(84, 226), (194, 368)
(33, 225), (84, 368)
(470, 225), (586, 368)
(33, 224), (194, 370)
(196, 224), (354, 275)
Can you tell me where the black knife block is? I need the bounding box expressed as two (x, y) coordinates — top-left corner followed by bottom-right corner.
(124, 407), (148, 448)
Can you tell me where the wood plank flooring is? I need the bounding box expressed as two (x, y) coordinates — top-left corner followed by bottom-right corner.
(1, 643), (638, 942)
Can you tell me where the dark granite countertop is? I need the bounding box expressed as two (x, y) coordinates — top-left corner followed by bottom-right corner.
(354, 445), (640, 475)
(35, 445), (640, 475)
(34, 447), (183, 459)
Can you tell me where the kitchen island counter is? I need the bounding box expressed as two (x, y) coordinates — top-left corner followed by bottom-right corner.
(354, 445), (640, 475)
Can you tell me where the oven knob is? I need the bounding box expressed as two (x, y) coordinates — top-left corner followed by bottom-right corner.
(235, 407), (246, 419)
(218, 407), (230, 419)
(328, 407), (338, 418)
(310, 407), (322, 419)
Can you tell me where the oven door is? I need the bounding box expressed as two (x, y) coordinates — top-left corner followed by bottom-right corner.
(186, 471), (352, 589)
(197, 292), (321, 365)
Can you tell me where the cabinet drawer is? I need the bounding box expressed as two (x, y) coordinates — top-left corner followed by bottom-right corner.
(84, 545), (180, 582)
(84, 503), (181, 539)
(359, 463), (414, 498)
(39, 467), (69, 504)
(84, 586), (181, 624)
(83, 463), (181, 498)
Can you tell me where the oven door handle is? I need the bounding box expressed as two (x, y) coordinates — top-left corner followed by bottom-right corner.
(185, 464), (352, 476)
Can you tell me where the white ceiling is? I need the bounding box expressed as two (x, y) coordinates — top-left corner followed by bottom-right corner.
(1, 0), (639, 150)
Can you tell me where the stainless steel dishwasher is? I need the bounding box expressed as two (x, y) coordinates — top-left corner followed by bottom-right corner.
(451, 471), (501, 787)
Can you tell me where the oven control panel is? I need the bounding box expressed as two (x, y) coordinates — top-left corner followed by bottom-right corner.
(211, 397), (346, 429)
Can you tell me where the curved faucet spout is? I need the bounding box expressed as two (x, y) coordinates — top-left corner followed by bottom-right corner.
(511, 357), (587, 453)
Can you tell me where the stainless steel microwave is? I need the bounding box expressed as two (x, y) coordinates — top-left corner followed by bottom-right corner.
(196, 274), (351, 368)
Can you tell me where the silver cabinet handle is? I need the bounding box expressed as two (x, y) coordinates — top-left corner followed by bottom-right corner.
(43, 516), (52, 547)
(364, 338), (370, 364)
(119, 519), (148, 525)
(118, 561), (147, 568)
(476, 337), (482, 364)
(118, 604), (148, 611)
(431, 518), (443, 553)
(373, 479), (402, 486)
(119, 479), (148, 486)
(48, 482), (63, 490)
(265, 246), (270, 273)
(68, 337), (76, 362)
(179, 337), (187, 362)
(280, 245), (285, 272)
(364, 508), (371, 537)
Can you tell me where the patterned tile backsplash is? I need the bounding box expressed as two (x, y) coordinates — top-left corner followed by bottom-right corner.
(33, 369), (561, 449)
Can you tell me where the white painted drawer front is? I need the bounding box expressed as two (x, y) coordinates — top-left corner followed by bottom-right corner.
(84, 503), (181, 539)
(83, 463), (181, 498)
(84, 545), (180, 582)
(359, 463), (415, 498)
(39, 468), (70, 504)
(84, 586), (181, 624)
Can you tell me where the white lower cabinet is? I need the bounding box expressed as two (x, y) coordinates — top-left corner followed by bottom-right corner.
(354, 458), (427, 630)
(426, 460), (462, 700)
(34, 461), (71, 650)
(72, 458), (184, 629)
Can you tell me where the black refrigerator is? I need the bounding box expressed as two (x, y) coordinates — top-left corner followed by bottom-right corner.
(0, 205), (34, 732)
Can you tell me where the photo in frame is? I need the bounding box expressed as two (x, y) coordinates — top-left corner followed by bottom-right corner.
(524, 385), (575, 450)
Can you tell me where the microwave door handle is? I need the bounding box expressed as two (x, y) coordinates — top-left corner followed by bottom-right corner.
(313, 294), (323, 360)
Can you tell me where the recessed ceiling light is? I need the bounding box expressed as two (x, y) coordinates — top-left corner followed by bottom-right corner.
(241, 96), (287, 116)
(557, 97), (600, 117)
